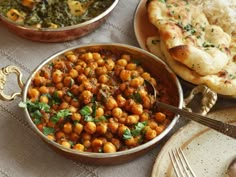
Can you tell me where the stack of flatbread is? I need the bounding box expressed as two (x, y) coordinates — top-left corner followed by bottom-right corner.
(146, 0), (236, 96)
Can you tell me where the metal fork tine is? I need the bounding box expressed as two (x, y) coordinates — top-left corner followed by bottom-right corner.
(169, 148), (197, 177)
(178, 148), (197, 177)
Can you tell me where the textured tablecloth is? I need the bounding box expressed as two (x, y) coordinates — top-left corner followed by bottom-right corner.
(0, 0), (235, 177)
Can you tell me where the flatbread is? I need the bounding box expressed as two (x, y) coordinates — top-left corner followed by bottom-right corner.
(146, 0), (236, 96)
(147, 0), (231, 75)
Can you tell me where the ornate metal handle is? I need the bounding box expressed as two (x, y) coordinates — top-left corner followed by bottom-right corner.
(0, 65), (24, 101)
(184, 85), (218, 115)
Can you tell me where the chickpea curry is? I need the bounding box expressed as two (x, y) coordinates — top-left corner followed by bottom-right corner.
(0, 0), (114, 28)
(20, 48), (174, 153)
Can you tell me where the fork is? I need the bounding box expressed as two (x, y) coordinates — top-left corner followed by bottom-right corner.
(169, 148), (197, 177)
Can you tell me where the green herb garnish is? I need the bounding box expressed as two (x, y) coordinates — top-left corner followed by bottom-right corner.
(123, 129), (132, 140)
(50, 109), (71, 124)
(43, 127), (55, 136)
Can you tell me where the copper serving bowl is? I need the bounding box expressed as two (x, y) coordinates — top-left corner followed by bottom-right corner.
(0, 44), (215, 165)
(0, 0), (119, 42)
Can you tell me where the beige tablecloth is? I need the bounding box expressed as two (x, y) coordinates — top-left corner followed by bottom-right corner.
(0, 0), (235, 177)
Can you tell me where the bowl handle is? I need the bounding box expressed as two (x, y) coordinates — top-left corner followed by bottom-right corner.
(0, 65), (24, 101)
(183, 85), (217, 115)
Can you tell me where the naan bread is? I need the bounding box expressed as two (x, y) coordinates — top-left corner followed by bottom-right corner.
(146, 0), (236, 96)
(147, 0), (231, 75)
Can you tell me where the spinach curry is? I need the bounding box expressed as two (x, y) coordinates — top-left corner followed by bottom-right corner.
(0, 0), (114, 28)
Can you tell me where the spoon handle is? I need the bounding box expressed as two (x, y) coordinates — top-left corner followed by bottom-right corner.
(156, 101), (236, 139)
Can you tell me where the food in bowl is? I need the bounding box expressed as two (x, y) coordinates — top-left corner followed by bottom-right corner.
(0, 0), (114, 29)
(20, 46), (176, 153)
(145, 0), (236, 97)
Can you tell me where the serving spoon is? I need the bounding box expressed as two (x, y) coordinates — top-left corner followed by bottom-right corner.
(145, 80), (236, 139)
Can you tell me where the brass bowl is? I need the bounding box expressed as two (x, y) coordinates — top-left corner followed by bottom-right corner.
(0, 0), (119, 42)
(0, 43), (184, 165)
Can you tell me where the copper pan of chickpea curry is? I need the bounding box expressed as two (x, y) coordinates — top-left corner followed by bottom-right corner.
(0, 0), (119, 42)
(0, 43), (184, 165)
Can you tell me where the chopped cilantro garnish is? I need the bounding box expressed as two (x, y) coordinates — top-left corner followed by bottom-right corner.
(43, 127), (55, 136)
(131, 121), (147, 137)
(80, 106), (92, 116)
(50, 109), (71, 124)
(123, 129), (132, 140)
(130, 92), (143, 104)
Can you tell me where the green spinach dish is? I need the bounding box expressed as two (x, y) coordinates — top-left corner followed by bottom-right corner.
(0, 0), (114, 29)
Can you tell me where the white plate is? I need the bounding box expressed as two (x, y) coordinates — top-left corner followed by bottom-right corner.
(133, 0), (157, 50)
(152, 107), (236, 177)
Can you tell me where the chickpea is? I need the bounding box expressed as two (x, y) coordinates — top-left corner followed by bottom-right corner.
(56, 131), (66, 140)
(148, 119), (158, 129)
(98, 74), (109, 83)
(155, 112), (166, 123)
(116, 94), (126, 107)
(28, 88), (40, 99)
(117, 59), (128, 67)
(121, 54), (131, 62)
(82, 52), (93, 62)
(71, 113), (81, 122)
(66, 54), (78, 63)
(126, 63), (137, 70)
(47, 134), (55, 141)
(105, 59), (115, 71)
(111, 138), (121, 150)
(69, 69), (78, 78)
(40, 95), (48, 104)
(61, 141), (71, 148)
(120, 69), (131, 81)
(96, 66), (107, 76)
(70, 132), (79, 142)
(70, 85), (80, 95)
(103, 142), (116, 153)
(74, 123), (83, 135)
(142, 96), (152, 109)
(73, 144), (85, 151)
(63, 122), (73, 134)
(34, 76), (46, 86)
(129, 77), (144, 87)
(91, 138), (103, 148)
(59, 102), (69, 110)
(83, 140), (91, 149)
(95, 107), (104, 118)
(77, 74), (87, 84)
(81, 132), (91, 141)
(136, 66), (144, 74)
(140, 111), (150, 122)
(84, 67), (95, 77)
(52, 69), (63, 83)
(55, 83), (64, 90)
(96, 123), (107, 135)
(70, 99), (80, 108)
(124, 87), (135, 97)
(131, 103), (143, 115)
(68, 106), (77, 113)
(117, 124), (129, 137)
(124, 99), (135, 111)
(84, 122), (96, 134)
(108, 120), (119, 134)
(6, 9), (24, 22)
(125, 137), (137, 147)
(141, 72), (151, 80)
(55, 90), (64, 98)
(63, 76), (74, 87)
(126, 115), (139, 125)
(54, 61), (65, 70)
(39, 86), (49, 94)
(80, 90), (93, 104)
(105, 97), (118, 110)
(97, 58), (105, 66)
(92, 53), (102, 60)
(156, 125), (165, 135)
(145, 127), (157, 140)
(112, 107), (123, 118)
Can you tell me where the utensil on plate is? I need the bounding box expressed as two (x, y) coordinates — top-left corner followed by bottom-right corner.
(169, 148), (197, 177)
(145, 80), (236, 139)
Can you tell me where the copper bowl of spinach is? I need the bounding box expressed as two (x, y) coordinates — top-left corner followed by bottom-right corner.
(0, 0), (119, 42)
